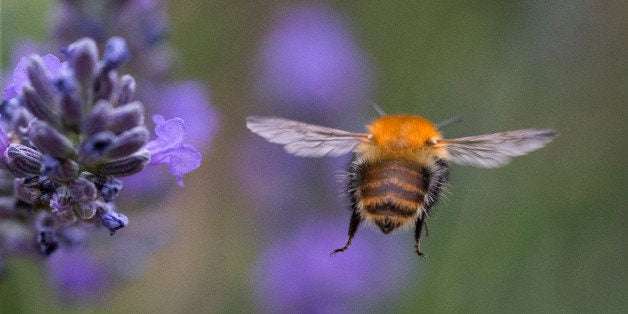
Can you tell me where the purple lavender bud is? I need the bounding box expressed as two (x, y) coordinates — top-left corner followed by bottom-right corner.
(22, 84), (62, 127)
(56, 159), (80, 182)
(93, 70), (116, 102)
(78, 131), (116, 164)
(100, 178), (123, 202)
(25, 55), (58, 106)
(104, 126), (149, 159)
(74, 201), (97, 220)
(24, 176), (57, 204)
(78, 171), (106, 187)
(64, 38), (98, 83)
(60, 93), (82, 132)
(40, 155), (59, 176)
(36, 213), (59, 256)
(14, 177), (40, 204)
(96, 149), (150, 177)
(68, 177), (97, 204)
(5, 144), (43, 175)
(102, 37), (130, 72)
(0, 97), (21, 121)
(37, 226), (59, 255)
(9, 107), (33, 138)
(28, 119), (76, 159)
(50, 192), (76, 222)
(14, 175), (58, 209)
(41, 155), (79, 182)
(54, 68), (78, 95)
(82, 100), (112, 136)
(109, 101), (144, 134)
(116, 74), (136, 105)
(99, 209), (128, 235)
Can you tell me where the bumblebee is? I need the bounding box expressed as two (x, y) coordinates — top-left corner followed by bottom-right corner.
(246, 114), (557, 257)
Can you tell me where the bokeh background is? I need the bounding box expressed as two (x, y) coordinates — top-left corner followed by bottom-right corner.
(1, 0), (626, 312)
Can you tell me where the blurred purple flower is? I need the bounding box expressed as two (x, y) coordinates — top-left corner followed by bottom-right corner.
(52, 0), (172, 80)
(244, 2), (371, 212)
(257, 3), (371, 115)
(52, 1), (104, 45)
(47, 207), (174, 303)
(253, 219), (414, 312)
(47, 247), (108, 303)
(145, 114), (202, 186)
(2, 54), (64, 100)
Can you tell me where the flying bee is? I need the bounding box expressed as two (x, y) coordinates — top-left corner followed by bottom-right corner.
(246, 113), (557, 257)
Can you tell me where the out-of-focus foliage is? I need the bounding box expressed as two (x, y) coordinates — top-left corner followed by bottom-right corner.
(1, 0), (626, 312)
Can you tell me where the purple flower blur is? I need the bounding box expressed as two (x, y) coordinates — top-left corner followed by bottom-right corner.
(52, 0), (171, 80)
(2, 54), (64, 101)
(257, 3), (371, 115)
(47, 247), (108, 303)
(145, 114), (202, 186)
(243, 2), (372, 226)
(253, 220), (414, 312)
(143, 81), (219, 150)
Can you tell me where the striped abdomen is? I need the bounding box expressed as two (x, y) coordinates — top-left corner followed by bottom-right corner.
(351, 159), (428, 234)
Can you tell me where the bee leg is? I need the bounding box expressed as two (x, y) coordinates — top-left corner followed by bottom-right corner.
(414, 218), (426, 258)
(331, 209), (361, 255)
(424, 221), (429, 237)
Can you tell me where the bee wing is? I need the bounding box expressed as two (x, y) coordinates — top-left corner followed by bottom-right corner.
(439, 129), (558, 168)
(246, 116), (369, 158)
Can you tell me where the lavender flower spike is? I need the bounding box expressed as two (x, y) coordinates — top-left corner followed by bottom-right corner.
(144, 115), (201, 186)
(0, 36), (203, 259)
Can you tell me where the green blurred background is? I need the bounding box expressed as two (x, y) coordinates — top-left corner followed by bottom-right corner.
(1, 0), (626, 312)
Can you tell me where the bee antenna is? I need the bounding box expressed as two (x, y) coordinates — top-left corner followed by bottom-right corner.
(368, 101), (386, 117)
(436, 116), (462, 129)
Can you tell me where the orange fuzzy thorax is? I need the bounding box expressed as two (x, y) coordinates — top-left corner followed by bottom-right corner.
(357, 114), (448, 163)
(367, 115), (441, 149)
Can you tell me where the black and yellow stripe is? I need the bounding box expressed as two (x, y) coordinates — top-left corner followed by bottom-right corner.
(358, 159), (426, 232)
